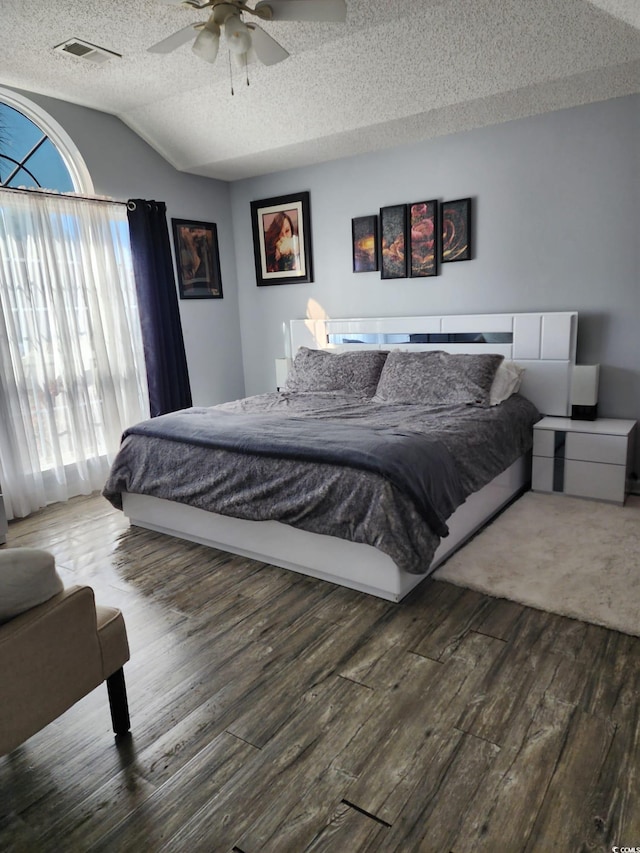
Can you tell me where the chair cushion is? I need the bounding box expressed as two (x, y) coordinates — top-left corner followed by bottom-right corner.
(0, 549), (64, 624)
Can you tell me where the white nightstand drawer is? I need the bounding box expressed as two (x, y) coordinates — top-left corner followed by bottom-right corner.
(564, 460), (626, 504)
(533, 429), (557, 458)
(532, 456), (554, 492)
(565, 432), (628, 466)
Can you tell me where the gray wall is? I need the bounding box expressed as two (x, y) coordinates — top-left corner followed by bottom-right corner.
(230, 94), (639, 480)
(7, 88), (639, 481)
(8, 87), (246, 408)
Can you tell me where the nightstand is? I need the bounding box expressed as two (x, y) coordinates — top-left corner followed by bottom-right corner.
(532, 416), (637, 505)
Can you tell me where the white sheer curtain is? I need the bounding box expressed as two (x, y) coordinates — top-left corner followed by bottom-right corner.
(0, 190), (149, 519)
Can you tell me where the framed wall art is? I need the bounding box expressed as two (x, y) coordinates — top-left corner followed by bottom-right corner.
(250, 191), (313, 286)
(441, 197), (472, 263)
(379, 203), (408, 279)
(408, 199), (439, 277)
(172, 219), (223, 299)
(352, 214), (379, 272)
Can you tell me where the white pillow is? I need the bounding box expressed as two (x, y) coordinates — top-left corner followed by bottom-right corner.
(0, 548), (64, 624)
(489, 361), (525, 406)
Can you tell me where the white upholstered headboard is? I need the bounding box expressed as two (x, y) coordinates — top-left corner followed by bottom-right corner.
(288, 311), (578, 417)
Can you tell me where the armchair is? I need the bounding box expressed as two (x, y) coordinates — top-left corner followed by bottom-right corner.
(0, 548), (130, 757)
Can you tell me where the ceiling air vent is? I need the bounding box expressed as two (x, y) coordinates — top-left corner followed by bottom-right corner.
(54, 39), (121, 65)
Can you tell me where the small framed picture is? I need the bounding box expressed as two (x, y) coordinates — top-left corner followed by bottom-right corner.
(172, 219), (223, 299)
(250, 191), (313, 286)
(352, 215), (379, 272)
(380, 204), (408, 279)
(408, 199), (439, 277)
(441, 198), (472, 263)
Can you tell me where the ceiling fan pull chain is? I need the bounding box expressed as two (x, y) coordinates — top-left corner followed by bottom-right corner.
(228, 50), (234, 96)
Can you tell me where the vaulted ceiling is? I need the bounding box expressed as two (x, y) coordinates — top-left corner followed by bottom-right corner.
(1, 0), (639, 180)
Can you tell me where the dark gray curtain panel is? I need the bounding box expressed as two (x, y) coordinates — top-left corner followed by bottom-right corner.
(127, 199), (192, 417)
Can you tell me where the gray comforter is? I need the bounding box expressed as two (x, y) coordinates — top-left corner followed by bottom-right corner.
(103, 391), (540, 575)
(121, 408), (466, 538)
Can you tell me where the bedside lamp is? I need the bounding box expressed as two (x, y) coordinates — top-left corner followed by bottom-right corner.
(571, 364), (599, 420)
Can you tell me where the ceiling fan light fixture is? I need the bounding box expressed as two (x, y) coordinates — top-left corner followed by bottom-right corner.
(192, 21), (220, 63)
(232, 48), (251, 67)
(224, 14), (252, 55)
(148, 0), (346, 67)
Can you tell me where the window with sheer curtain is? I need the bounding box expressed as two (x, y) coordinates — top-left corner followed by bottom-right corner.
(0, 189), (150, 519)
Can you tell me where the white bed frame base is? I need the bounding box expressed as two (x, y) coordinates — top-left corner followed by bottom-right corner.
(123, 455), (527, 602)
(123, 311), (577, 602)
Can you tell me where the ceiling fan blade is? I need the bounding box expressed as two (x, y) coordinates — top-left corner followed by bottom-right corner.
(254, 0), (346, 23)
(247, 24), (290, 65)
(147, 24), (199, 54)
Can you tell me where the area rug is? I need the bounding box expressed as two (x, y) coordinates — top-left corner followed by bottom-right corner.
(434, 491), (640, 637)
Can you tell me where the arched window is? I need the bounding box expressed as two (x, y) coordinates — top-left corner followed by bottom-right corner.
(0, 88), (93, 194)
(0, 89), (148, 520)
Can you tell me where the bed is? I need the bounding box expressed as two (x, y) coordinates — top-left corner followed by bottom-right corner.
(103, 311), (577, 601)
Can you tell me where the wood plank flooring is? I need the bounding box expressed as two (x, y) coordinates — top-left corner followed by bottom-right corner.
(2, 493), (640, 852)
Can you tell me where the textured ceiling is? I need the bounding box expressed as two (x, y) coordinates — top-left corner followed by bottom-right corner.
(1, 0), (639, 181)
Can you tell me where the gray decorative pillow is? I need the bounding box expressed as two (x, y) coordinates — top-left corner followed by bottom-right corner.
(374, 350), (504, 406)
(0, 548), (64, 624)
(284, 347), (388, 396)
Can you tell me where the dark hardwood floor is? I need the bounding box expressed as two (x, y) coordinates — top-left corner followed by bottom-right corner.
(1, 493), (639, 852)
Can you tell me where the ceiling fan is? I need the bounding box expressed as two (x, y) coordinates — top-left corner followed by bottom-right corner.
(148, 0), (347, 67)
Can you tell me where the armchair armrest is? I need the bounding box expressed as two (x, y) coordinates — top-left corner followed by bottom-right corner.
(0, 585), (105, 755)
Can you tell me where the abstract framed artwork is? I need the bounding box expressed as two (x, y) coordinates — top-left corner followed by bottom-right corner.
(379, 203), (407, 279)
(441, 197), (472, 263)
(172, 219), (223, 299)
(408, 199), (439, 277)
(352, 215), (379, 272)
(250, 191), (313, 286)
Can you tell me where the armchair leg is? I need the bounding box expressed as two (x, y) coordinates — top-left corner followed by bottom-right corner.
(106, 667), (130, 735)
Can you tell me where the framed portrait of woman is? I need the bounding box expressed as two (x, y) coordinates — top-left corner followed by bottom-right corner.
(172, 219), (223, 299)
(250, 191), (314, 286)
